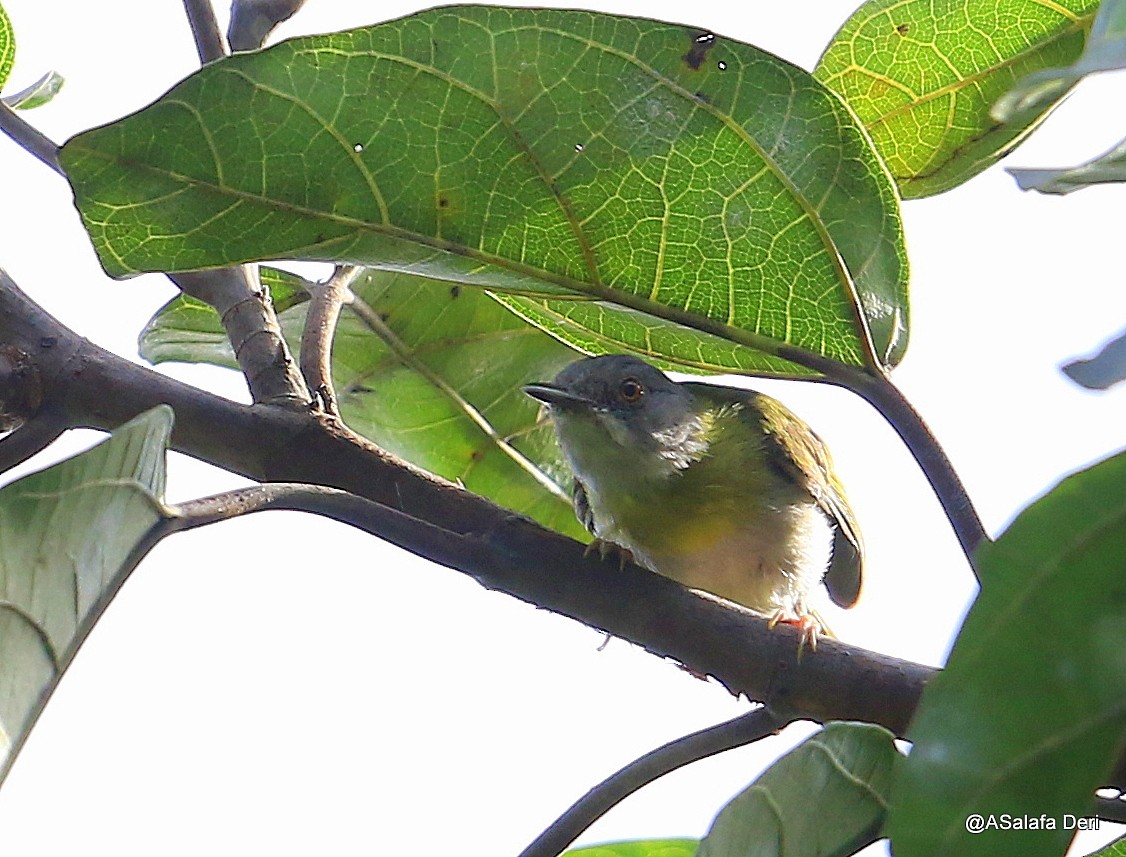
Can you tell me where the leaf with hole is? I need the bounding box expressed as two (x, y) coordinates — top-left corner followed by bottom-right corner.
(62, 5), (907, 378)
(0, 406), (172, 784)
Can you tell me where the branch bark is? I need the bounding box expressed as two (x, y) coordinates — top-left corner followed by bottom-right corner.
(0, 268), (931, 737)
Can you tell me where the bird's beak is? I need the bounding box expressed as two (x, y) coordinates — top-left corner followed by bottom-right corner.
(522, 382), (593, 409)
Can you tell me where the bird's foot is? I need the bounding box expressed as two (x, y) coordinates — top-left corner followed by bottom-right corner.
(583, 538), (634, 570)
(767, 609), (824, 654)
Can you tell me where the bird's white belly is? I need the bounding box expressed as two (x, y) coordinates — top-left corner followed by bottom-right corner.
(629, 500), (833, 616)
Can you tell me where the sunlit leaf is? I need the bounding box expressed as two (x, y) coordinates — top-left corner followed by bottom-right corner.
(698, 722), (897, 857)
(62, 6), (907, 377)
(816, 0), (1098, 198)
(888, 451), (1126, 857)
(0, 407), (172, 783)
(0, 2), (13, 92)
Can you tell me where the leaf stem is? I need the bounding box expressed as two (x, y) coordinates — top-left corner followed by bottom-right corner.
(182, 0), (226, 64)
(0, 102), (62, 176)
(518, 707), (782, 857)
(776, 345), (987, 571)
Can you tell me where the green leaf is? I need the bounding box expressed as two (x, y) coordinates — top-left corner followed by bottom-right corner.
(995, 0), (1126, 125)
(815, 0), (1098, 198)
(2, 70), (64, 110)
(61, 6), (908, 377)
(1009, 134), (1126, 195)
(698, 722), (898, 857)
(0, 406), (172, 783)
(1062, 328), (1126, 390)
(887, 451), (1126, 857)
(565, 840), (698, 857)
(0, 2), (13, 92)
(140, 268), (586, 539)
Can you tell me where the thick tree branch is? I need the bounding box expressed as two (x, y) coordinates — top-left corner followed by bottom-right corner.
(0, 268), (930, 735)
(173, 268), (309, 408)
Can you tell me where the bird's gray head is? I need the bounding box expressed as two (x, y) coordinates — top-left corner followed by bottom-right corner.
(524, 355), (706, 468)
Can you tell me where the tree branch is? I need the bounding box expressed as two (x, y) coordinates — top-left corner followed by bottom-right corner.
(299, 265), (359, 416)
(0, 267), (931, 736)
(172, 268), (309, 408)
(518, 706), (782, 857)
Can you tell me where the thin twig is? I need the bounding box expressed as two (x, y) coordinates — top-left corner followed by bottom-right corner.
(0, 102), (62, 175)
(1094, 795), (1126, 824)
(299, 265), (360, 416)
(182, 0), (226, 63)
(519, 707), (782, 857)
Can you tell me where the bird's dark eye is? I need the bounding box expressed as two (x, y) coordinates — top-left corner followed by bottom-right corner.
(618, 377), (644, 403)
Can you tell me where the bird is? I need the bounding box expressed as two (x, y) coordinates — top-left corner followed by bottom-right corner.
(523, 354), (862, 646)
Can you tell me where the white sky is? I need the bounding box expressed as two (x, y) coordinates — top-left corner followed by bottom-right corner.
(0, 1), (1123, 855)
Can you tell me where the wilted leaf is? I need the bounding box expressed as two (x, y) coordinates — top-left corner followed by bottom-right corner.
(698, 722), (897, 857)
(888, 451), (1126, 857)
(0, 407), (172, 782)
(62, 6), (907, 377)
(816, 0), (1098, 198)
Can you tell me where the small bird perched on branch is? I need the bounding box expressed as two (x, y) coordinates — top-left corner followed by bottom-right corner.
(524, 354), (862, 647)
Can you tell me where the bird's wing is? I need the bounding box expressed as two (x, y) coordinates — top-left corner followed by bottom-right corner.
(572, 477), (597, 536)
(754, 393), (864, 609)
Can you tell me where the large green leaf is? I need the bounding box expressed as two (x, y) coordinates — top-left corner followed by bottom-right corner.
(62, 6), (908, 378)
(698, 722), (897, 857)
(0, 2), (13, 92)
(887, 451), (1126, 857)
(815, 0), (1098, 198)
(0, 407), (172, 783)
(565, 841), (698, 857)
(140, 268), (585, 539)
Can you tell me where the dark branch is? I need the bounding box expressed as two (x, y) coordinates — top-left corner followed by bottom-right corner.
(0, 410), (66, 474)
(0, 268), (931, 736)
(0, 102), (63, 176)
(182, 0), (226, 63)
(518, 707), (782, 857)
